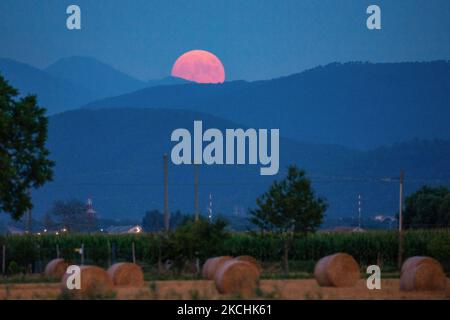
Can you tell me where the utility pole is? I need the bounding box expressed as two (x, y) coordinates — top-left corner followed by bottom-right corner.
(398, 170), (405, 269)
(163, 153), (169, 232)
(193, 165), (200, 276)
(207, 193), (213, 222)
(194, 164), (199, 221)
(26, 190), (32, 234)
(358, 194), (362, 229)
(27, 209), (32, 234)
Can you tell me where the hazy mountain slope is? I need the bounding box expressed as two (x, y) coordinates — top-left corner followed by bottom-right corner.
(45, 56), (146, 99)
(30, 108), (450, 224)
(0, 58), (95, 114)
(84, 61), (450, 149)
(147, 76), (191, 87)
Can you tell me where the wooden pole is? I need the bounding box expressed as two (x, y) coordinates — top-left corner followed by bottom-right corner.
(2, 245), (5, 276)
(194, 164), (199, 221)
(81, 243), (85, 265)
(107, 240), (111, 267)
(163, 153), (170, 232)
(398, 170), (405, 269)
(26, 190), (32, 234)
(27, 209), (32, 234)
(132, 241), (136, 264)
(56, 244), (60, 259)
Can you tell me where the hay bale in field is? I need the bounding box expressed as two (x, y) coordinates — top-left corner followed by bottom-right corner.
(214, 260), (260, 297)
(400, 256), (446, 291)
(202, 256), (233, 280)
(314, 253), (360, 287)
(107, 262), (144, 287)
(44, 258), (68, 279)
(234, 255), (262, 273)
(61, 265), (114, 299)
(400, 256), (442, 275)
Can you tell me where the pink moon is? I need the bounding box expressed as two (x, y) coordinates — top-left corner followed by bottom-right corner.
(171, 50), (225, 84)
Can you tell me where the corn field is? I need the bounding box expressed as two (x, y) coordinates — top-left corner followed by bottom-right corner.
(0, 230), (449, 275)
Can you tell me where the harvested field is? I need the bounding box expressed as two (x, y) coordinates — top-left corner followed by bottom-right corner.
(0, 278), (448, 300)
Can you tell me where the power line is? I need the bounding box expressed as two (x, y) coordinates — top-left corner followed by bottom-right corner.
(42, 175), (450, 187)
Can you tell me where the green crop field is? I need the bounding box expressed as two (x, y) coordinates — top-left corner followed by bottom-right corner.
(0, 229), (449, 277)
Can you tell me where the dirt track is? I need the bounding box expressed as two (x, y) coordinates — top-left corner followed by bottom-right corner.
(0, 279), (449, 300)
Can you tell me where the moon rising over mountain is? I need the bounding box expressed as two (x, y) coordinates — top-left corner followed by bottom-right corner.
(171, 50), (225, 84)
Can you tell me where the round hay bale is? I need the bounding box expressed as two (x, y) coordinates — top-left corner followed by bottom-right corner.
(61, 265), (114, 299)
(314, 253), (360, 287)
(214, 260), (260, 297)
(107, 262), (144, 287)
(400, 256), (446, 291)
(202, 256), (233, 280)
(234, 255), (262, 273)
(400, 256), (442, 275)
(44, 258), (68, 279)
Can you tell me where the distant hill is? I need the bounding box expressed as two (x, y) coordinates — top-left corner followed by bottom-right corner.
(45, 56), (146, 99)
(30, 108), (450, 225)
(147, 76), (191, 87)
(84, 61), (450, 149)
(0, 58), (95, 114)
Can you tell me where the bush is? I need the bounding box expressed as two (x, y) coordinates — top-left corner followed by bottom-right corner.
(7, 261), (25, 275)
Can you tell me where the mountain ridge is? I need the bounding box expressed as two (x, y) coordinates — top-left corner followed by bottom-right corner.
(45, 56), (147, 99)
(0, 57), (96, 114)
(83, 61), (450, 149)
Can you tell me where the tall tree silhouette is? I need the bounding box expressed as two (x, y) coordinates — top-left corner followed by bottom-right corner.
(0, 74), (53, 219)
(251, 165), (327, 273)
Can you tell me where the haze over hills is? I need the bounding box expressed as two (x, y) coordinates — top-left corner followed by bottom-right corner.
(0, 58), (96, 114)
(147, 76), (191, 87)
(0, 56), (192, 115)
(2, 57), (449, 226)
(84, 61), (450, 149)
(45, 56), (147, 99)
(30, 108), (450, 225)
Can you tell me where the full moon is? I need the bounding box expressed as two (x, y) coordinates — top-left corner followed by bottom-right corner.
(171, 50), (225, 84)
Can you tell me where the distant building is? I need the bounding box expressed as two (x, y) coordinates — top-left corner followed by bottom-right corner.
(373, 215), (396, 223)
(105, 225), (143, 234)
(352, 226), (365, 232)
(86, 197), (97, 230)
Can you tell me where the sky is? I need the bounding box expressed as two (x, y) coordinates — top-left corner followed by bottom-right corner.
(0, 0), (449, 81)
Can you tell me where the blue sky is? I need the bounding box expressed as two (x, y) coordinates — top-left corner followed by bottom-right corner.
(0, 0), (449, 81)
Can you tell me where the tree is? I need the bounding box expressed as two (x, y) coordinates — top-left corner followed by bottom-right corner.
(169, 217), (229, 272)
(439, 194), (450, 223)
(142, 209), (163, 231)
(0, 74), (53, 219)
(142, 209), (188, 232)
(404, 186), (450, 229)
(250, 165), (327, 273)
(48, 199), (96, 232)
